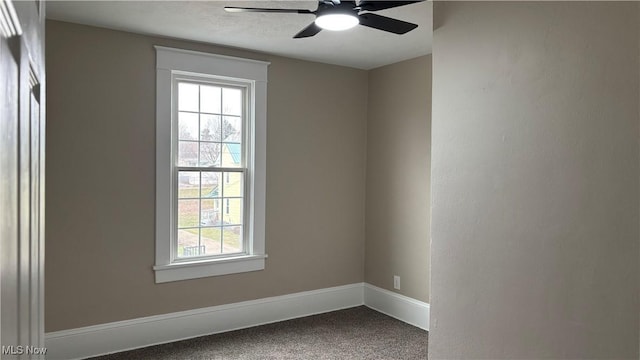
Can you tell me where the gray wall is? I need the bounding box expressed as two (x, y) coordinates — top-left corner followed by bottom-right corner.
(430, 2), (639, 358)
(365, 56), (431, 302)
(45, 20), (368, 332)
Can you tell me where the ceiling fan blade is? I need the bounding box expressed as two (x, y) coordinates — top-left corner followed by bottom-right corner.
(293, 22), (322, 39)
(358, 13), (418, 34)
(358, 1), (423, 12)
(224, 7), (314, 14)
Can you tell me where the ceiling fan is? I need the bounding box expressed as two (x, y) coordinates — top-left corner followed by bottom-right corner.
(224, 0), (423, 39)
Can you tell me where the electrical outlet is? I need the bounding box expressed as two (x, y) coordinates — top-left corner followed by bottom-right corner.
(393, 275), (401, 290)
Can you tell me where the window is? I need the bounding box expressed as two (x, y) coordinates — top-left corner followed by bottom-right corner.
(154, 46), (269, 283)
(176, 81), (245, 257)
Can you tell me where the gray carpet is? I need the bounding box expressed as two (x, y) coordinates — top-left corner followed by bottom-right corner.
(90, 306), (428, 360)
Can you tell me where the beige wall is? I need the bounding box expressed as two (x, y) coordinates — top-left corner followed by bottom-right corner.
(365, 56), (431, 302)
(430, 2), (639, 358)
(45, 20), (368, 332)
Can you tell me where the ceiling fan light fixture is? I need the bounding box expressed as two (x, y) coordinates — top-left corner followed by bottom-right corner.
(314, 13), (359, 31)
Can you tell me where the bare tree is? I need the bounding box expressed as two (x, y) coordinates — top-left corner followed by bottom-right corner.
(200, 118), (238, 166)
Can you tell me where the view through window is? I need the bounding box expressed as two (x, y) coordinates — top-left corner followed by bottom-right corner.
(175, 81), (245, 258)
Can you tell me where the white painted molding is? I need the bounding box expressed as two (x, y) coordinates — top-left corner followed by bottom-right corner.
(154, 46), (269, 283)
(45, 283), (364, 360)
(155, 46), (270, 82)
(45, 283), (429, 360)
(0, 0), (22, 38)
(363, 283), (430, 331)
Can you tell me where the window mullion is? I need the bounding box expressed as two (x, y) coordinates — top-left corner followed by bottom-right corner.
(196, 85), (202, 256)
(198, 171), (202, 255)
(220, 170), (225, 254)
(177, 166), (244, 173)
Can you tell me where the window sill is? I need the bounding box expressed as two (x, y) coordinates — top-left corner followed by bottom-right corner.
(153, 254), (267, 283)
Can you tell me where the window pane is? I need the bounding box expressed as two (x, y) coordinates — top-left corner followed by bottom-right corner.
(178, 199), (199, 228)
(174, 82), (248, 261)
(201, 172), (221, 198)
(178, 141), (198, 166)
(201, 227), (222, 255)
(223, 198), (243, 225)
(200, 85), (221, 114)
(201, 199), (221, 226)
(199, 142), (221, 167)
(177, 229), (201, 257)
(178, 82), (199, 112)
(222, 172), (243, 197)
(178, 112), (198, 140)
(222, 88), (242, 116)
(222, 116), (242, 143)
(200, 114), (221, 141)
(222, 226), (242, 254)
(178, 171), (199, 198)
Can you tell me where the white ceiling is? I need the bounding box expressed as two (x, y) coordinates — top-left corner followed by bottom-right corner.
(46, 1), (432, 70)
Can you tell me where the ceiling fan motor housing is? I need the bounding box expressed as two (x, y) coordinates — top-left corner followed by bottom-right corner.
(316, 1), (357, 17)
(314, 2), (360, 31)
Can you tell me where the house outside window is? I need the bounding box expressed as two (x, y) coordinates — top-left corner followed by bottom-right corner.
(154, 46), (269, 283)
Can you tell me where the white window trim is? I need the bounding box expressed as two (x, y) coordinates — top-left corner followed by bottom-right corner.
(154, 46), (269, 283)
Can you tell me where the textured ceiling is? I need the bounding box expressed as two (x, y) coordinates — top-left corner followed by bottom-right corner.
(46, 1), (432, 69)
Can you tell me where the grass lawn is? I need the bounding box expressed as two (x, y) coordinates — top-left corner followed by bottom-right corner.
(178, 184), (216, 199)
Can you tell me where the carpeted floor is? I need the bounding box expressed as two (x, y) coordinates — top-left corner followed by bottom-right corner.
(90, 306), (428, 360)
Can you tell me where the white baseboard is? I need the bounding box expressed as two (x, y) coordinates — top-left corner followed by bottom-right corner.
(363, 283), (430, 331)
(45, 282), (429, 360)
(45, 283), (364, 360)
